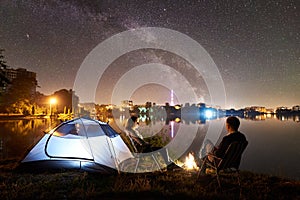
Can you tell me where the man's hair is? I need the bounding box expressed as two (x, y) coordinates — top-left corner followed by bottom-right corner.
(226, 116), (240, 131)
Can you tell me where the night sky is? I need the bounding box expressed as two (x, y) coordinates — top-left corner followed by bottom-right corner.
(0, 0), (299, 109)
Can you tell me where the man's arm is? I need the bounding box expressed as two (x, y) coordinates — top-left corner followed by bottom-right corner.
(214, 136), (230, 158)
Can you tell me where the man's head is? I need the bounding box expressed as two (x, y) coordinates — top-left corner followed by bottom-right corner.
(226, 116), (240, 132)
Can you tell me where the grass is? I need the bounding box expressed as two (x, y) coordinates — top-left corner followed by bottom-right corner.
(0, 159), (299, 199)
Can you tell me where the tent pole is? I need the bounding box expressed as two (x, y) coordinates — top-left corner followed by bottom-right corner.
(107, 137), (120, 174)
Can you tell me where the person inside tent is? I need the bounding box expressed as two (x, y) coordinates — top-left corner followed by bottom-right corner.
(52, 123), (80, 137)
(68, 124), (80, 135)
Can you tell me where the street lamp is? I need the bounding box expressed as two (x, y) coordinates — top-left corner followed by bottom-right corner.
(49, 97), (57, 117)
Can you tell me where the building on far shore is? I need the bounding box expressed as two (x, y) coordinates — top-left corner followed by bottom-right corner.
(292, 105), (300, 112)
(0, 67), (37, 96)
(244, 106), (266, 113)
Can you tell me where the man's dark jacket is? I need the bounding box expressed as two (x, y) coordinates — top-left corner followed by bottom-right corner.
(214, 131), (247, 167)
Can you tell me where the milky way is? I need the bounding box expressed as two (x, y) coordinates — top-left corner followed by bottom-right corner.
(0, 0), (299, 108)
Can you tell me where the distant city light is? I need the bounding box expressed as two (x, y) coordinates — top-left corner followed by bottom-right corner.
(49, 97), (57, 105)
(49, 97), (57, 117)
(170, 121), (174, 138)
(174, 118), (181, 123)
(170, 90), (174, 106)
(174, 105), (181, 110)
(205, 110), (213, 119)
(139, 115), (147, 122)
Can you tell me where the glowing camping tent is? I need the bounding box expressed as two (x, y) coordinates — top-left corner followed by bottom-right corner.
(19, 118), (133, 173)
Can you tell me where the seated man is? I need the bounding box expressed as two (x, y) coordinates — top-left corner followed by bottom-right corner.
(199, 116), (247, 175)
(125, 116), (143, 145)
(125, 115), (149, 152)
(125, 116), (175, 169)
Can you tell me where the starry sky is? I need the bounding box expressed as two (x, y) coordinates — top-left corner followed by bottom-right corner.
(0, 0), (299, 109)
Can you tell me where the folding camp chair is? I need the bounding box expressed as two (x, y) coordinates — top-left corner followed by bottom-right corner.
(123, 130), (163, 172)
(198, 141), (248, 189)
(134, 152), (162, 173)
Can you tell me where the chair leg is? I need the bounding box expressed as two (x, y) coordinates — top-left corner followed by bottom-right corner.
(216, 171), (221, 188)
(128, 137), (138, 153)
(151, 154), (162, 172)
(134, 157), (140, 173)
(237, 171), (241, 187)
(236, 171), (243, 198)
(197, 157), (207, 178)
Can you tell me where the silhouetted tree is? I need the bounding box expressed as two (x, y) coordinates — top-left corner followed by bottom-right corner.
(0, 49), (11, 112)
(53, 89), (74, 113)
(2, 73), (37, 114)
(0, 49), (10, 83)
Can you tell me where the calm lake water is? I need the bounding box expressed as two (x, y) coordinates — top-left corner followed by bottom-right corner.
(0, 115), (299, 180)
(0, 118), (61, 161)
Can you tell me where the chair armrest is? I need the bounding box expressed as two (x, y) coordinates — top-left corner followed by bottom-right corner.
(207, 153), (222, 161)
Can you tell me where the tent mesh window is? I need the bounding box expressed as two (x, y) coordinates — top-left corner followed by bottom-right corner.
(52, 123), (81, 137)
(85, 124), (105, 137)
(100, 124), (119, 138)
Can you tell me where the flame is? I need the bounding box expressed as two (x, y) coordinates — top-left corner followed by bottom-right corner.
(184, 153), (199, 170)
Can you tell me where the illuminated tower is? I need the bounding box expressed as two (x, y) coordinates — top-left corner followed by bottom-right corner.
(170, 89), (174, 106)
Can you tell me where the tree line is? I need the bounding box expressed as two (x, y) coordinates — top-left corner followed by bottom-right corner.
(0, 49), (74, 115)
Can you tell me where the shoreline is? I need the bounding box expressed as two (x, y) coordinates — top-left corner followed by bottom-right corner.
(0, 114), (47, 120)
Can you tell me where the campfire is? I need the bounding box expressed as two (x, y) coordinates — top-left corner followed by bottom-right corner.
(183, 153), (199, 171)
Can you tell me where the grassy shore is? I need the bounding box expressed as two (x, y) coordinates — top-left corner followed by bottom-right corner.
(0, 159), (299, 200)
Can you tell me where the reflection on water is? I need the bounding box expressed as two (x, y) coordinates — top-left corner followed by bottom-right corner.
(109, 114), (300, 180)
(0, 114), (299, 180)
(276, 114), (300, 122)
(0, 118), (60, 160)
